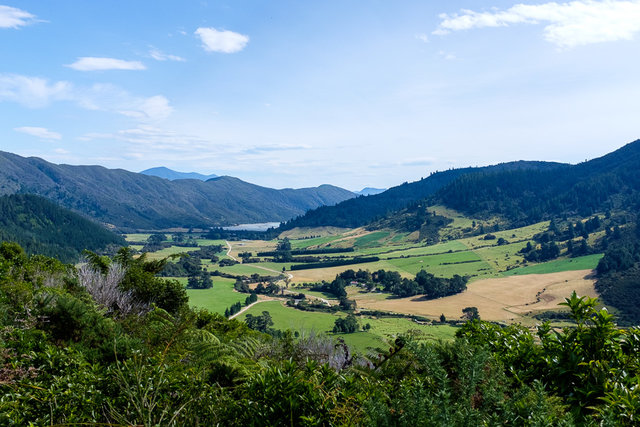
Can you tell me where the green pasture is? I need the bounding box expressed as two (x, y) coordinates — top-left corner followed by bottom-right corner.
(290, 235), (344, 249)
(124, 233), (151, 242)
(503, 253), (603, 276)
(184, 276), (247, 314)
(195, 238), (227, 247)
(143, 245), (200, 260)
(238, 301), (457, 353)
(354, 231), (391, 248)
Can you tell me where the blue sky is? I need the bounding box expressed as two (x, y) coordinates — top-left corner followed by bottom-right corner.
(1, 1), (639, 191)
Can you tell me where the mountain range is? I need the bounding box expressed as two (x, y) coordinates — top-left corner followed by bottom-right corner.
(140, 167), (219, 181)
(280, 140), (640, 232)
(0, 151), (355, 230)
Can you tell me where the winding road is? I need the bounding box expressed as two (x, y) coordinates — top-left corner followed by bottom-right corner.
(225, 240), (331, 307)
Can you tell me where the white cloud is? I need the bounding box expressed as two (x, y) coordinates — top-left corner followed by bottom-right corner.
(0, 74), (72, 108)
(66, 57), (146, 71)
(0, 5), (38, 29)
(14, 126), (62, 140)
(438, 50), (457, 60)
(149, 47), (185, 62)
(434, 0), (640, 48)
(415, 33), (430, 43)
(0, 73), (172, 121)
(195, 27), (249, 53)
(118, 95), (173, 121)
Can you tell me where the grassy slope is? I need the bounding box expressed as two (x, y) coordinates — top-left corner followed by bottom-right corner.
(503, 254), (603, 276)
(237, 300), (457, 353)
(185, 276), (247, 314)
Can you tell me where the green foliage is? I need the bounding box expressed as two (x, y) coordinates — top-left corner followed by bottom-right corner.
(4, 242), (640, 425)
(245, 311), (274, 332)
(333, 314), (359, 333)
(596, 222), (640, 323)
(0, 194), (125, 262)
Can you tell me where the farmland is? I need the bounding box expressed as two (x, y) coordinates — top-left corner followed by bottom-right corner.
(131, 206), (605, 351)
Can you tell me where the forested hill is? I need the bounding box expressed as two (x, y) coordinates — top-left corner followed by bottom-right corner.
(278, 160), (565, 230)
(435, 139), (640, 225)
(0, 151), (355, 230)
(0, 194), (125, 262)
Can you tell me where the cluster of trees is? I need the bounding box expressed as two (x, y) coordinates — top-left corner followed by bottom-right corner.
(187, 271), (213, 289)
(332, 314), (360, 333)
(311, 268), (468, 300)
(244, 311), (274, 332)
(4, 241), (640, 425)
(159, 245), (224, 277)
(223, 294), (258, 318)
(519, 241), (561, 262)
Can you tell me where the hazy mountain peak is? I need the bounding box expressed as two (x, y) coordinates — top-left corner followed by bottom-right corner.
(355, 187), (386, 196)
(140, 167), (218, 181)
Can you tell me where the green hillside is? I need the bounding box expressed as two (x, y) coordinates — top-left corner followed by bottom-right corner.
(0, 194), (125, 262)
(278, 160), (565, 231)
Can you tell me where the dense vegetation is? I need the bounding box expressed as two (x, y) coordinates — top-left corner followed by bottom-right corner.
(278, 160), (564, 231)
(3, 242), (640, 425)
(313, 268), (468, 299)
(435, 140), (640, 226)
(0, 194), (125, 262)
(0, 151), (355, 230)
(596, 221), (640, 324)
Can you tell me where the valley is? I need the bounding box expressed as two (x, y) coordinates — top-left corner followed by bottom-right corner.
(128, 203), (607, 353)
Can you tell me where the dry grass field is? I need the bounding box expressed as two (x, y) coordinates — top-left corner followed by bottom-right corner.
(348, 269), (598, 324)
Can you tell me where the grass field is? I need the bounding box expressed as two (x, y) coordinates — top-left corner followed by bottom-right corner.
(347, 269), (598, 325)
(354, 231), (391, 248)
(503, 254), (603, 276)
(143, 245), (200, 260)
(124, 233), (151, 242)
(238, 300), (458, 353)
(186, 276), (248, 314)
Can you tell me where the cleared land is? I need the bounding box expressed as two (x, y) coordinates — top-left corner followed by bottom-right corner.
(185, 276), (248, 314)
(347, 269), (598, 324)
(238, 300), (458, 353)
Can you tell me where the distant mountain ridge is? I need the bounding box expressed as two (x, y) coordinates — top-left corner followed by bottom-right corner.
(140, 167), (218, 181)
(0, 151), (356, 230)
(355, 187), (386, 196)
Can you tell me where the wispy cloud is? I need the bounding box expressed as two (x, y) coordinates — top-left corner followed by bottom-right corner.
(66, 57), (146, 71)
(0, 5), (39, 29)
(14, 126), (62, 140)
(0, 73), (172, 121)
(434, 0), (640, 48)
(240, 144), (311, 155)
(438, 50), (457, 60)
(0, 74), (72, 108)
(415, 33), (429, 43)
(149, 47), (185, 62)
(80, 126), (213, 152)
(397, 157), (436, 167)
(195, 27), (249, 53)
